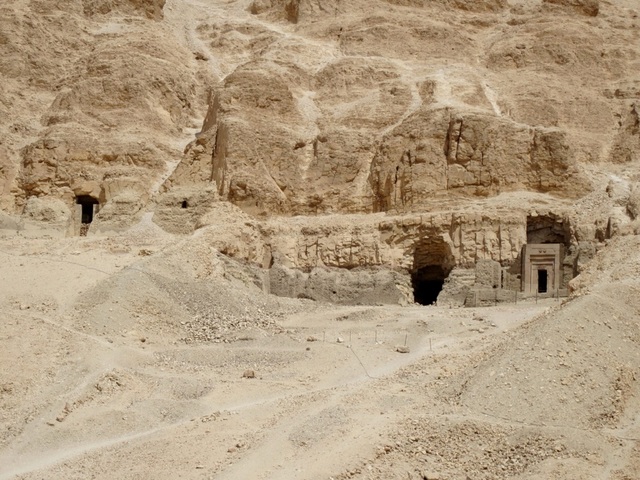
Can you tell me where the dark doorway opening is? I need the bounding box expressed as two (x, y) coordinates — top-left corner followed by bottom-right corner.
(76, 195), (99, 224)
(181, 200), (188, 209)
(538, 269), (548, 294)
(412, 265), (447, 305)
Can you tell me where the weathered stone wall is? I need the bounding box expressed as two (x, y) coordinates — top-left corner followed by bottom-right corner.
(465, 288), (521, 308)
(370, 109), (590, 214)
(253, 211), (529, 274)
(162, 7), (603, 220)
(18, 138), (160, 224)
(186, 206), (543, 305)
(187, 204), (602, 278)
(268, 265), (412, 305)
(437, 267), (475, 307)
(152, 187), (219, 235)
(475, 259), (502, 288)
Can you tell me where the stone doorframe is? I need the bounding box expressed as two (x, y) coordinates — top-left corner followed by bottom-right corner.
(522, 244), (561, 296)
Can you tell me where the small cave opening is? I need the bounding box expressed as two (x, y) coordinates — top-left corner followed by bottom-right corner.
(76, 195), (99, 224)
(181, 200), (188, 209)
(411, 235), (455, 306)
(412, 265), (448, 306)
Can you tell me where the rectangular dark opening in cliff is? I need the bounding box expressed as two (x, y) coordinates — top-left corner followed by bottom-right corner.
(75, 195), (99, 224)
(537, 269), (548, 294)
(412, 265), (446, 306)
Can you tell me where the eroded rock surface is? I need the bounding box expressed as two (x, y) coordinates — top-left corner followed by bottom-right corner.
(1, 0), (638, 232)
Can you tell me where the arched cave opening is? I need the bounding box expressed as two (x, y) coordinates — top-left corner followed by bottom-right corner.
(181, 200), (188, 209)
(76, 195), (99, 224)
(412, 265), (449, 305)
(411, 236), (454, 306)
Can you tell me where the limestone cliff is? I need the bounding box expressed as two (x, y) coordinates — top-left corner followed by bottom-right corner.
(2, 0), (640, 284)
(161, 0), (636, 221)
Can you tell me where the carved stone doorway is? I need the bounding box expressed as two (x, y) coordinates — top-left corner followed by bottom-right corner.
(522, 244), (560, 295)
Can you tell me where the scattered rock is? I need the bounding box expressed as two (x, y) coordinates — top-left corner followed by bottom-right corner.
(422, 472), (441, 480)
(396, 345), (410, 353)
(242, 370), (256, 379)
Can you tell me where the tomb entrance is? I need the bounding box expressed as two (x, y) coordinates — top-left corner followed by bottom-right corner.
(411, 236), (454, 305)
(522, 244), (560, 296)
(537, 269), (548, 293)
(75, 195), (99, 235)
(412, 265), (449, 305)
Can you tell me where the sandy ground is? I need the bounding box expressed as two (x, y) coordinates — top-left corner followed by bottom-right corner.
(1, 228), (638, 480)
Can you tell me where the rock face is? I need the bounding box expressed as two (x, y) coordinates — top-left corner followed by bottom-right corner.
(178, 204), (586, 304)
(160, 0), (636, 222)
(168, 73), (592, 216)
(268, 265), (411, 305)
(2, 0), (639, 301)
(20, 138), (162, 200)
(188, 204), (530, 273)
(0, 146), (15, 211)
(0, 0), (212, 230)
(543, 0), (599, 17)
(83, 0), (166, 20)
(370, 110), (589, 213)
(610, 104), (640, 164)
